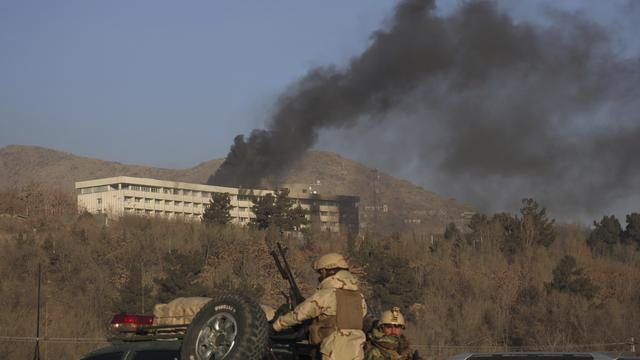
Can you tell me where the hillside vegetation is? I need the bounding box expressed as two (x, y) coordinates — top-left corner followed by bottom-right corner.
(1, 187), (638, 359)
(0, 145), (473, 232)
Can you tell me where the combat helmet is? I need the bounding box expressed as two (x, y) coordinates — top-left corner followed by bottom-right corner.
(313, 253), (349, 271)
(379, 307), (405, 328)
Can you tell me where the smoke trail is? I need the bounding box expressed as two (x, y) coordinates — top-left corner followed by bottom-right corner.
(210, 0), (640, 219)
(210, 0), (448, 187)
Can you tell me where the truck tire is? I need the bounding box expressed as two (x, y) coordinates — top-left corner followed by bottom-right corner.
(181, 293), (269, 360)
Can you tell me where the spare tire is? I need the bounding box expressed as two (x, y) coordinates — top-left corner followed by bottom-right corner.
(181, 293), (269, 360)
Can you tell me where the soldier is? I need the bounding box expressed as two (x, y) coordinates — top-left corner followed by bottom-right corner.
(272, 253), (368, 360)
(365, 307), (421, 360)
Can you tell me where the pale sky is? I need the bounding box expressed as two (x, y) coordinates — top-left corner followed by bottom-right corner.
(1, 1), (637, 220)
(3, 0), (630, 167)
(0, 0), (394, 167)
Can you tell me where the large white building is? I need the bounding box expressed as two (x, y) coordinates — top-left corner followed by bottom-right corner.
(75, 176), (359, 233)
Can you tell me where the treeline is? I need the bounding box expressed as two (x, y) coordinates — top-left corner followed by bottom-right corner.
(588, 214), (640, 254)
(0, 183), (76, 218)
(0, 188), (639, 359)
(365, 200), (640, 357)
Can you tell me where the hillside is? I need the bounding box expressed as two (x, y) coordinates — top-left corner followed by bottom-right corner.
(282, 152), (475, 232)
(0, 144), (473, 232)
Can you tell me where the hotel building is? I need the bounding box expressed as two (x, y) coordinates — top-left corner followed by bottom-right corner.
(75, 176), (359, 233)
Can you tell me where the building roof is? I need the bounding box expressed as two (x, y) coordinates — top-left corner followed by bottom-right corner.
(75, 176), (359, 202)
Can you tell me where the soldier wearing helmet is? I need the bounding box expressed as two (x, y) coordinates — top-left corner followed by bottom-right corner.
(272, 253), (368, 360)
(365, 307), (421, 360)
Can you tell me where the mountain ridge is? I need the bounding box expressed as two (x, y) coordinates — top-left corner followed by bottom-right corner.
(0, 144), (474, 232)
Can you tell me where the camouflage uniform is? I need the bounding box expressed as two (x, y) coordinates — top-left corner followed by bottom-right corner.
(273, 270), (368, 360)
(365, 328), (416, 360)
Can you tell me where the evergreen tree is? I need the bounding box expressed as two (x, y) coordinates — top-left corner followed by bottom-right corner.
(469, 199), (555, 257)
(444, 222), (465, 266)
(274, 189), (309, 231)
(587, 215), (622, 254)
(467, 213), (505, 250)
(544, 255), (597, 299)
(444, 222), (464, 244)
(251, 189), (308, 231)
(493, 212), (520, 256)
(517, 198), (555, 247)
(154, 250), (208, 303)
(251, 193), (276, 230)
(354, 237), (420, 311)
(202, 192), (232, 226)
(622, 213), (640, 247)
(467, 213), (489, 236)
(115, 262), (153, 313)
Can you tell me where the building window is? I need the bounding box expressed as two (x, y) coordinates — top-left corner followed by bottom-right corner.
(192, 191), (200, 197)
(184, 190), (191, 196)
(173, 189), (180, 195)
(78, 186), (108, 195)
(97, 198), (102, 205)
(155, 199), (162, 204)
(135, 197), (142, 203)
(144, 198), (152, 204)
(165, 200), (172, 205)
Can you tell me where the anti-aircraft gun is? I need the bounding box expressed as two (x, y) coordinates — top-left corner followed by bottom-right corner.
(270, 242), (305, 307)
(266, 239), (319, 359)
(177, 236), (318, 360)
(82, 236), (319, 360)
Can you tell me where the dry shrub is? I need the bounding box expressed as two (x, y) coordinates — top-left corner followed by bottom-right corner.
(1, 203), (639, 359)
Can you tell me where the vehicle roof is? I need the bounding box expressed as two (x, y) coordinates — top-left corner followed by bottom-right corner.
(79, 340), (181, 359)
(446, 352), (631, 360)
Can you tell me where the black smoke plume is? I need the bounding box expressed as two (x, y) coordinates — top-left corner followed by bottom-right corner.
(209, 0), (640, 219)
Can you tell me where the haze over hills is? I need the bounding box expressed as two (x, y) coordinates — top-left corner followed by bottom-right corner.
(0, 144), (474, 232)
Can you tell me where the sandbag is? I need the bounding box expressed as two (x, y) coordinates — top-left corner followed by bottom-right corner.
(153, 297), (277, 325)
(153, 297), (212, 325)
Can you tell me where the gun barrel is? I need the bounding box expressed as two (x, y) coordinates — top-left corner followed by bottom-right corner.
(271, 251), (288, 280)
(273, 242), (305, 306)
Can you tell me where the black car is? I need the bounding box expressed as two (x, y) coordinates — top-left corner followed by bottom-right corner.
(79, 340), (181, 360)
(79, 293), (318, 360)
(446, 352), (640, 360)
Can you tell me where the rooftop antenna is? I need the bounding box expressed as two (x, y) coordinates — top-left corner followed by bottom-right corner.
(33, 264), (42, 360)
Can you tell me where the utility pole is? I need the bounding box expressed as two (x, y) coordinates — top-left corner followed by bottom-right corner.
(140, 261), (145, 314)
(33, 264), (42, 360)
(630, 337), (636, 354)
(370, 169), (381, 232)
